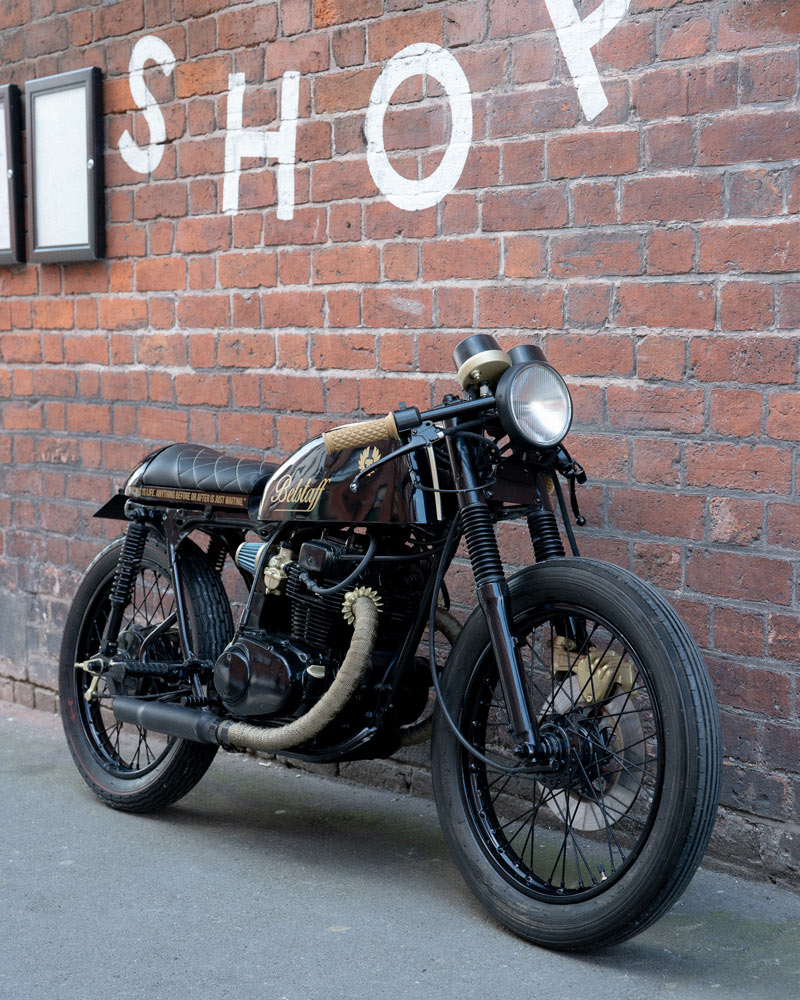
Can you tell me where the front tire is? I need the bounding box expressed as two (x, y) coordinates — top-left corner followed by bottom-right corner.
(431, 558), (720, 950)
(59, 534), (232, 813)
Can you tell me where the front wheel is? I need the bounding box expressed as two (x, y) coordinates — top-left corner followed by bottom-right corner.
(431, 558), (720, 950)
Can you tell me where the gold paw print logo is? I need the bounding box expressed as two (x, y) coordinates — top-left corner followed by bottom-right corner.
(358, 446), (381, 471)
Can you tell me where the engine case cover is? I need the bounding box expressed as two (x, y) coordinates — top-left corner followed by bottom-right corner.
(214, 635), (308, 717)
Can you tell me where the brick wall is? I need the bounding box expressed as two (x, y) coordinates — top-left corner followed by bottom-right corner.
(1, 0), (799, 880)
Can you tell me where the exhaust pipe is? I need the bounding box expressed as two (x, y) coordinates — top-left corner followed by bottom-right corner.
(112, 591), (381, 753)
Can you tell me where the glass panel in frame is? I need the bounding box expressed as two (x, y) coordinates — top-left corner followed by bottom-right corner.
(25, 67), (104, 263)
(0, 84), (24, 265)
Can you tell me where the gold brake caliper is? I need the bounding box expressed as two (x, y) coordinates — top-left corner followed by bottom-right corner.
(551, 635), (636, 704)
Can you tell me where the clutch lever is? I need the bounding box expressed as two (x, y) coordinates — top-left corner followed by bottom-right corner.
(349, 421), (444, 493)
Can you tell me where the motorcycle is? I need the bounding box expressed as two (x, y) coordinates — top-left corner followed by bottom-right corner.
(59, 334), (721, 950)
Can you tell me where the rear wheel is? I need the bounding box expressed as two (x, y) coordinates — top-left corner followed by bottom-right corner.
(431, 559), (720, 950)
(59, 534), (232, 812)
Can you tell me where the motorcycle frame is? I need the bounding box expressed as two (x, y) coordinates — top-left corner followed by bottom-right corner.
(97, 404), (566, 766)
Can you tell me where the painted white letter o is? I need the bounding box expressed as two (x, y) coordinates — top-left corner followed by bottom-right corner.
(366, 42), (473, 212)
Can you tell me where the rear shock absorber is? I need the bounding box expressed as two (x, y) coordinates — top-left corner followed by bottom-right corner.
(102, 521), (149, 656)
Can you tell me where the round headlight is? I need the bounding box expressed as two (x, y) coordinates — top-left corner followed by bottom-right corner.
(495, 361), (573, 449)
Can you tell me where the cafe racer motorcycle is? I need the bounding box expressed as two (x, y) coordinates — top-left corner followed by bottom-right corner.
(59, 335), (721, 950)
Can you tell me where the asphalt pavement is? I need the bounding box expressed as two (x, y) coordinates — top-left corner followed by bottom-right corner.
(1, 699), (798, 1000)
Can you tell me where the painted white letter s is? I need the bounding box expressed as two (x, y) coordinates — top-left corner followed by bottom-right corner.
(118, 35), (177, 175)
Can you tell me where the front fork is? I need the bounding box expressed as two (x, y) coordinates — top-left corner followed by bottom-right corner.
(446, 432), (542, 761)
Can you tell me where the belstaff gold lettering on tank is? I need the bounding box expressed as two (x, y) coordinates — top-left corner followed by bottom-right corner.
(269, 474), (331, 513)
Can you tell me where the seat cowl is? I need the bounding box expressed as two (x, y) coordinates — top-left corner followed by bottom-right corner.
(125, 443), (277, 508)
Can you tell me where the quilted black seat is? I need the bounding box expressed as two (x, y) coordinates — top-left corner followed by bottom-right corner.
(137, 443), (277, 498)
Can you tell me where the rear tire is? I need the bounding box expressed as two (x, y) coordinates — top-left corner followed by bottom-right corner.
(431, 558), (720, 950)
(59, 534), (232, 813)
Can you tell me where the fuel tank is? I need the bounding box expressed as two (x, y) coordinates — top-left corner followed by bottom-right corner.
(256, 436), (440, 525)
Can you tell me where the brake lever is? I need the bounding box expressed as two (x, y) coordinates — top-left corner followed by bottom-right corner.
(349, 421), (444, 493)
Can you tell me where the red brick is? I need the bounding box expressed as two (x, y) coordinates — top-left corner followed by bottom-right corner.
(505, 236), (545, 279)
(501, 139), (544, 185)
(311, 159), (374, 203)
(607, 385), (704, 434)
(647, 228), (695, 275)
(572, 182), (617, 227)
(383, 242), (418, 282)
(551, 232), (642, 278)
(565, 284), (612, 328)
(332, 24), (365, 67)
(32, 300), (74, 330)
(487, 0), (550, 38)
(262, 290), (324, 328)
(566, 434), (628, 481)
(768, 504), (800, 551)
(176, 216), (231, 254)
(327, 289), (361, 328)
(367, 9), (442, 61)
(176, 56), (231, 98)
(701, 221), (800, 275)
(622, 175), (723, 224)
(313, 245), (380, 285)
(311, 333), (375, 369)
(643, 121), (694, 169)
(709, 497), (764, 547)
(489, 87), (579, 138)
(314, 66), (380, 115)
(218, 4), (278, 49)
(265, 32), (329, 79)
(548, 130), (639, 180)
(767, 394), (800, 442)
(718, 0), (800, 51)
(688, 550), (792, 606)
(422, 238), (499, 281)
(136, 258), (187, 292)
(728, 169), (783, 219)
(699, 112), (800, 167)
(359, 376), (430, 414)
(262, 373), (324, 412)
(617, 282), (714, 330)
(364, 202), (436, 240)
(547, 335), (634, 377)
(477, 286), (563, 330)
(177, 295), (231, 330)
(633, 439), (681, 487)
(218, 252), (278, 289)
(720, 282), (775, 332)
(658, 13), (711, 60)
(482, 186), (567, 232)
(684, 443), (791, 493)
(690, 337), (793, 384)
(362, 288), (433, 329)
(710, 389), (763, 438)
(511, 36), (555, 85)
(437, 287), (474, 328)
(740, 50), (798, 105)
(313, 0), (381, 28)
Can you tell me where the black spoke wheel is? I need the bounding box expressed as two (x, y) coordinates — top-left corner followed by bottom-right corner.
(59, 533), (232, 812)
(431, 559), (720, 950)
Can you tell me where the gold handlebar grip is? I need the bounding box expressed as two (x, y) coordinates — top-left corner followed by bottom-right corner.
(322, 413), (400, 454)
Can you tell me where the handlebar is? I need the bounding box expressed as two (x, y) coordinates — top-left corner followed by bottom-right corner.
(322, 413), (400, 454)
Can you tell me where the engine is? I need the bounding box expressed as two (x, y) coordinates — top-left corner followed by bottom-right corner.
(213, 533), (431, 727)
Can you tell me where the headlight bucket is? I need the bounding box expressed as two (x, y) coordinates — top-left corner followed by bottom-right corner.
(495, 361), (573, 449)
